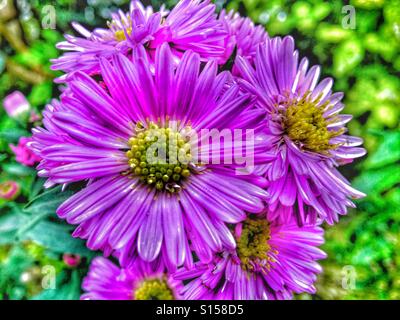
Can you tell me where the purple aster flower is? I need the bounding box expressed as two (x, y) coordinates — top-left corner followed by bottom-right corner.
(82, 257), (182, 300)
(52, 0), (227, 79)
(219, 10), (268, 65)
(149, 0), (227, 63)
(174, 213), (326, 300)
(236, 36), (366, 225)
(31, 44), (269, 271)
(52, 1), (163, 79)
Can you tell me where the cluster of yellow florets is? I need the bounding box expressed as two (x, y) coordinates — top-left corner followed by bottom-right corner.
(283, 93), (343, 153)
(126, 122), (192, 193)
(134, 278), (174, 300)
(236, 217), (275, 273)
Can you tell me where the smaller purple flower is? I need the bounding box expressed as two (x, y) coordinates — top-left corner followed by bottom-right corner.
(3, 91), (30, 119)
(52, 0), (227, 79)
(0, 181), (20, 200)
(220, 10), (268, 65)
(10, 137), (41, 167)
(236, 36), (366, 225)
(52, 1), (163, 79)
(174, 213), (326, 300)
(149, 0), (227, 63)
(82, 257), (182, 300)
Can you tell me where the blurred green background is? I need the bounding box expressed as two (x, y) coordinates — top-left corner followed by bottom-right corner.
(0, 0), (399, 300)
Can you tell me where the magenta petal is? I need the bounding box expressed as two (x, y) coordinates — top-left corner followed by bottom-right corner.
(161, 194), (186, 267)
(138, 200), (163, 262)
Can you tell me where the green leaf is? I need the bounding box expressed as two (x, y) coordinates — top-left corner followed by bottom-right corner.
(41, 29), (61, 43)
(316, 23), (352, 43)
(2, 163), (35, 177)
(333, 38), (365, 77)
(16, 211), (53, 239)
(15, 186), (94, 256)
(0, 153), (8, 162)
(24, 186), (74, 216)
(22, 220), (94, 257)
(0, 212), (27, 244)
(353, 164), (400, 195)
(28, 82), (53, 107)
(0, 128), (29, 144)
(364, 130), (400, 169)
(29, 178), (46, 201)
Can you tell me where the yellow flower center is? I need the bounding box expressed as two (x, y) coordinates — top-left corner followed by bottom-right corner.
(125, 121), (192, 193)
(236, 217), (275, 273)
(134, 278), (174, 300)
(282, 92), (343, 153)
(115, 27), (132, 41)
(107, 16), (133, 42)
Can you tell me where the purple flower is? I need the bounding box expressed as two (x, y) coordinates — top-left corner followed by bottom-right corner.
(81, 257), (182, 300)
(2, 91), (30, 119)
(9, 137), (41, 167)
(52, 1), (162, 79)
(174, 213), (326, 300)
(52, 0), (227, 79)
(236, 36), (366, 225)
(220, 10), (268, 65)
(31, 44), (269, 271)
(149, 0), (227, 62)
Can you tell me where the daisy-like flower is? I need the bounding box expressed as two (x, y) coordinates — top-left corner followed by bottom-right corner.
(174, 213), (326, 300)
(30, 44), (269, 271)
(82, 257), (182, 300)
(148, 0), (227, 63)
(52, 1), (163, 78)
(52, 0), (227, 78)
(219, 10), (268, 65)
(236, 36), (366, 225)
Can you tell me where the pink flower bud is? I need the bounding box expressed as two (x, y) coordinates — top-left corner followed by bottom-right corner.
(63, 254), (81, 267)
(3, 91), (31, 119)
(9, 136), (41, 167)
(0, 181), (20, 200)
